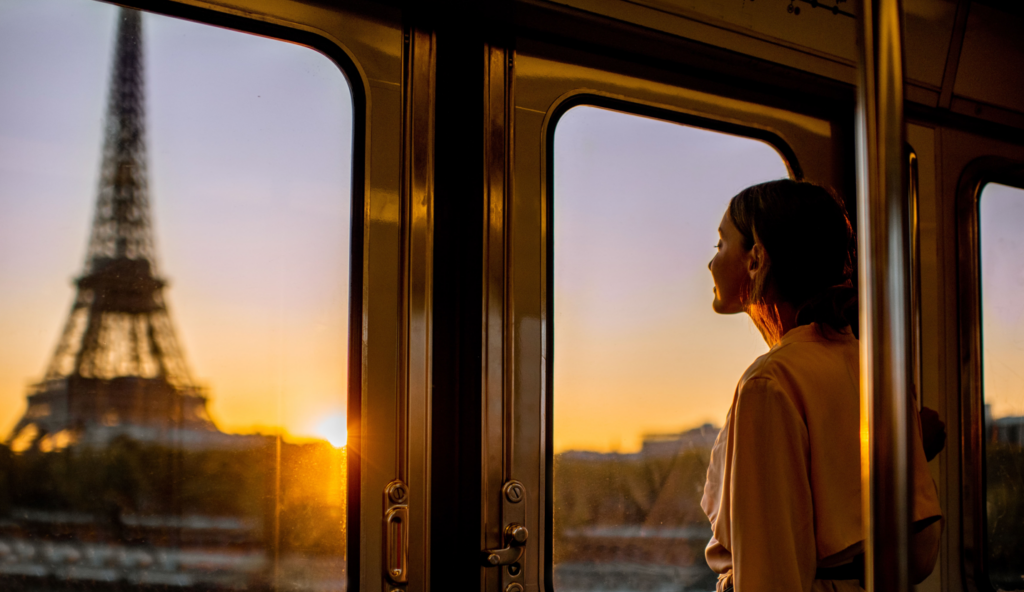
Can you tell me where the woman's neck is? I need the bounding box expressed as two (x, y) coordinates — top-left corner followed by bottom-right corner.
(776, 301), (799, 336)
(750, 300), (800, 347)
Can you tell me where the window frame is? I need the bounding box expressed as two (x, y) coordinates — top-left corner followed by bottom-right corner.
(29, 3), (428, 592)
(956, 157), (1024, 592)
(61, 1), (373, 588)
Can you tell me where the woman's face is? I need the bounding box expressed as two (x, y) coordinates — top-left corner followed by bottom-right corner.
(709, 208), (753, 314)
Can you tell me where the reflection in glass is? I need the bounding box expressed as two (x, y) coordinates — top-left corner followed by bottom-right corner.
(0, 2), (351, 590)
(553, 107), (789, 591)
(980, 182), (1024, 591)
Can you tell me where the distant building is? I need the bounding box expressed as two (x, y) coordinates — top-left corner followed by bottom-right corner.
(639, 423), (720, 458)
(558, 423), (720, 462)
(989, 414), (1024, 446)
(553, 423), (721, 592)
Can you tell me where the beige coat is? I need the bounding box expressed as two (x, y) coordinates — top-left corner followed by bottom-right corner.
(701, 323), (942, 592)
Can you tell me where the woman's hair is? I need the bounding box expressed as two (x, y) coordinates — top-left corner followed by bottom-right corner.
(729, 179), (858, 343)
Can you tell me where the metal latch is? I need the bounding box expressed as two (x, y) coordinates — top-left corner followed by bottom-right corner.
(481, 523), (528, 567)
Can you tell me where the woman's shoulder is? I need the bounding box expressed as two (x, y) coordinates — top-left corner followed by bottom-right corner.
(737, 324), (858, 396)
(736, 352), (791, 402)
(736, 334), (807, 384)
(738, 350), (778, 385)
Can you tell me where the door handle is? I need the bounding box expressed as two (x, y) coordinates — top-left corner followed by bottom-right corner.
(480, 523), (528, 567)
(385, 506), (408, 583)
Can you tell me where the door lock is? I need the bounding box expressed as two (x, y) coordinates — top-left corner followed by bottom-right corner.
(481, 523), (528, 567)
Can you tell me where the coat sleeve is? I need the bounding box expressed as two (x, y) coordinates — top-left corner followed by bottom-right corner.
(730, 376), (816, 592)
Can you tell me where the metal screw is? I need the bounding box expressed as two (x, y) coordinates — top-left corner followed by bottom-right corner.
(506, 584), (524, 592)
(504, 480), (524, 503)
(487, 554), (501, 566)
(391, 568), (402, 577)
(388, 482), (408, 504)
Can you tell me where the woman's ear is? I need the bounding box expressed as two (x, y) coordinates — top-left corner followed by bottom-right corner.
(747, 243), (765, 280)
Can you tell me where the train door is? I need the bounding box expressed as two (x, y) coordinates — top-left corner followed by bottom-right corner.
(472, 36), (850, 592)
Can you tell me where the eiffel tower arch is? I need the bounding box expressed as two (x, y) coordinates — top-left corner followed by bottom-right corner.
(7, 8), (220, 451)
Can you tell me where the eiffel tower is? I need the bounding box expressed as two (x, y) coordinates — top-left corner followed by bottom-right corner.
(8, 8), (218, 450)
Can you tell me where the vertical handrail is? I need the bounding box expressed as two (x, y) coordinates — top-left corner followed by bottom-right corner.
(855, 1), (913, 591)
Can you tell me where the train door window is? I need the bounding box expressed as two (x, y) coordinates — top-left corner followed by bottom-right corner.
(979, 182), (1024, 591)
(552, 106), (789, 591)
(0, 3), (354, 590)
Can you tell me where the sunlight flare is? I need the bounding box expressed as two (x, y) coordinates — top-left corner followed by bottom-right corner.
(314, 412), (347, 448)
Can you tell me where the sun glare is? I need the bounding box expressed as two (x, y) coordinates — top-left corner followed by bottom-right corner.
(314, 412), (348, 448)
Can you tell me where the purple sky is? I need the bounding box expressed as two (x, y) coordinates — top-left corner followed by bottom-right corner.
(980, 183), (1024, 420)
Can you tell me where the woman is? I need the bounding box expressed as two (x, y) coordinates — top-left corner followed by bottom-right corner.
(700, 179), (942, 592)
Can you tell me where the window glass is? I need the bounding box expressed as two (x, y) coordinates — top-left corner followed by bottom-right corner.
(553, 107), (789, 591)
(0, 2), (352, 590)
(980, 182), (1024, 591)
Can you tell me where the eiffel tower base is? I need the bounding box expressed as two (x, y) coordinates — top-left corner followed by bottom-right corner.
(10, 376), (218, 451)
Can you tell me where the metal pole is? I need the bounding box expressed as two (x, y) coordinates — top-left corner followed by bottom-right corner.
(855, 1), (913, 591)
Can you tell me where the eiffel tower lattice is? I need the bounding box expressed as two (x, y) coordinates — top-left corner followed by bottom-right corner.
(8, 8), (218, 450)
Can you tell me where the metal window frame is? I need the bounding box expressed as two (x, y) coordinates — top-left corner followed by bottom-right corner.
(956, 157), (1024, 592)
(91, 3), (372, 589)
(44, 3), (434, 592)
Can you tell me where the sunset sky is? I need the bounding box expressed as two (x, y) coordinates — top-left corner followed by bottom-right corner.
(0, 0), (352, 444)
(2, 0), (1021, 455)
(981, 183), (1024, 422)
(553, 108), (783, 453)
